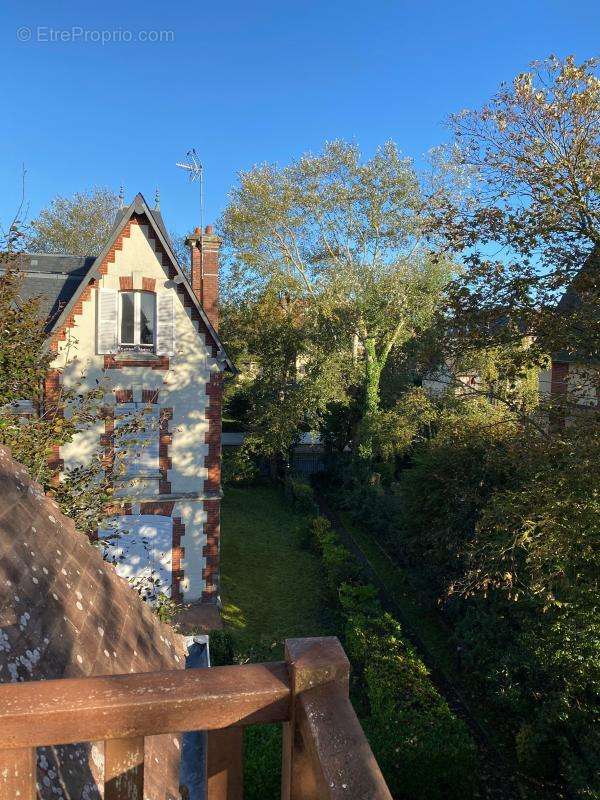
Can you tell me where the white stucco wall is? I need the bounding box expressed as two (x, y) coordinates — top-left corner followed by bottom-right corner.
(52, 221), (222, 600)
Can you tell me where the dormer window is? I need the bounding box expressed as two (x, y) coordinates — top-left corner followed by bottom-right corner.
(119, 291), (155, 351)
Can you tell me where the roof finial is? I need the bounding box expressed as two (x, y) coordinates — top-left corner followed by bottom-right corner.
(118, 184), (125, 209)
(154, 187), (160, 210)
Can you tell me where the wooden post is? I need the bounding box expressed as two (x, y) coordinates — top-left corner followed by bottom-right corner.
(104, 736), (145, 800)
(282, 637), (350, 800)
(282, 637), (393, 800)
(207, 727), (243, 800)
(0, 747), (36, 800)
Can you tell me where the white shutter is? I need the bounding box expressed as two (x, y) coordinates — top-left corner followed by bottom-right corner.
(97, 288), (118, 354)
(156, 292), (175, 356)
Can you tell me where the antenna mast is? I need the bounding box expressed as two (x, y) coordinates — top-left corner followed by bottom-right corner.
(176, 149), (204, 231)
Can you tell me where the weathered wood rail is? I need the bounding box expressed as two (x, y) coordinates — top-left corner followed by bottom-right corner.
(0, 636), (392, 800)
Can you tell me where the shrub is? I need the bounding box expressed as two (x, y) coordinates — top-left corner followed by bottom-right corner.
(306, 517), (479, 798)
(209, 629), (236, 666)
(345, 611), (478, 800)
(309, 516), (361, 594)
(222, 446), (259, 485)
(286, 477), (319, 516)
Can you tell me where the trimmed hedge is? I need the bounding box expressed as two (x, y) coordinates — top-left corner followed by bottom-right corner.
(308, 516), (479, 800)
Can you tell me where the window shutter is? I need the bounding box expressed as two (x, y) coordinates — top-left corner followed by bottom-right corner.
(156, 292), (175, 356)
(97, 288), (118, 354)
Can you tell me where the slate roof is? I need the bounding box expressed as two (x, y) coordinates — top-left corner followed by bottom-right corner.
(0, 253), (96, 330)
(0, 445), (187, 800)
(0, 206), (171, 333)
(556, 245), (600, 315)
(553, 245), (600, 363)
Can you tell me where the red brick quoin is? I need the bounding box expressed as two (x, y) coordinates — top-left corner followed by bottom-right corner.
(202, 371), (222, 602)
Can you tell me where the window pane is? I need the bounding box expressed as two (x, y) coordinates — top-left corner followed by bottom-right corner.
(120, 292), (135, 344)
(140, 292), (155, 345)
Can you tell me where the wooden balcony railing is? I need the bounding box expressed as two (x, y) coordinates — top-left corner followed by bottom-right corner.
(0, 637), (392, 800)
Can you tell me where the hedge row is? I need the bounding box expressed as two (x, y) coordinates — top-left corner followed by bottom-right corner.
(307, 512), (479, 800)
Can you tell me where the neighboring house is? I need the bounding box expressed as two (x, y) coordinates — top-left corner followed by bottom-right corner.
(0, 444), (186, 799)
(422, 363), (482, 398)
(539, 246), (600, 416)
(423, 249), (599, 421)
(2, 193), (233, 608)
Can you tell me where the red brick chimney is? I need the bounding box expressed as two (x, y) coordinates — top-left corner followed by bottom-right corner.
(186, 225), (221, 330)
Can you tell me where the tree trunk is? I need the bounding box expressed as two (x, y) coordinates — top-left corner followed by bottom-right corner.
(358, 338), (383, 460)
(364, 338), (382, 417)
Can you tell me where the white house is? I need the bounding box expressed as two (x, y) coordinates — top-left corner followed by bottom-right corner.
(10, 193), (233, 607)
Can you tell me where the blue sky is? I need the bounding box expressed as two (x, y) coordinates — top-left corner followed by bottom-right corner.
(1, 0), (598, 242)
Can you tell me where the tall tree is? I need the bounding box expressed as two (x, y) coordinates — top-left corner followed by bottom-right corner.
(441, 55), (600, 378)
(27, 187), (120, 254)
(223, 140), (452, 457)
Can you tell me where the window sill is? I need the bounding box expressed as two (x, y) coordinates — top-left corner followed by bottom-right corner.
(114, 350), (158, 362)
(104, 352), (170, 370)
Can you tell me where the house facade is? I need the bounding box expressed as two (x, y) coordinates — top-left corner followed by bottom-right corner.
(538, 246), (600, 421)
(16, 193), (232, 606)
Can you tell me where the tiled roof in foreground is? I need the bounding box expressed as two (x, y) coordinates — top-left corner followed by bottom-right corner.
(0, 445), (186, 799)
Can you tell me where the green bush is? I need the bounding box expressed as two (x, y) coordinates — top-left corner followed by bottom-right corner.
(306, 517), (479, 798)
(209, 629), (236, 666)
(345, 609), (478, 800)
(222, 446), (259, 485)
(309, 516), (360, 594)
(286, 477), (319, 516)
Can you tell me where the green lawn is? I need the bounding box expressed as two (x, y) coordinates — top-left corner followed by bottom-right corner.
(220, 484), (336, 799)
(220, 485), (333, 657)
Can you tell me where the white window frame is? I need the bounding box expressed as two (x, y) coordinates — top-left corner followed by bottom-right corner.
(118, 290), (156, 351)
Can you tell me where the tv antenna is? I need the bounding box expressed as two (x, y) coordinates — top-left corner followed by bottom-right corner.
(176, 149), (204, 231)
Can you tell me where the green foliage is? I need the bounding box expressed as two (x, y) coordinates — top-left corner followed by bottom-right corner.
(305, 512), (479, 798)
(0, 262), (50, 406)
(220, 289), (329, 470)
(27, 186), (120, 255)
(208, 629), (237, 667)
(286, 478), (319, 516)
(222, 446), (259, 485)
(152, 593), (183, 623)
(344, 608), (478, 800)
(357, 386), (436, 462)
(309, 516), (360, 595)
(386, 409), (600, 795)
(397, 400), (518, 588)
(222, 140), (454, 460)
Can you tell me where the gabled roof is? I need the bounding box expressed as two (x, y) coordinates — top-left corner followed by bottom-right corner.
(0, 444), (186, 798)
(557, 245), (600, 315)
(552, 245), (600, 364)
(1, 193), (234, 370)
